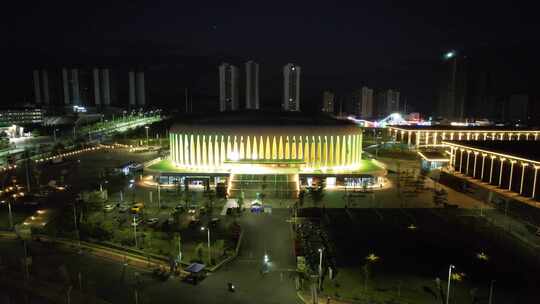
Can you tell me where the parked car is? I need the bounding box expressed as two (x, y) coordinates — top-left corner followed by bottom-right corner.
(174, 204), (185, 213)
(118, 204), (130, 213)
(146, 217), (159, 226)
(131, 202), (145, 214)
(103, 204), (116, 212)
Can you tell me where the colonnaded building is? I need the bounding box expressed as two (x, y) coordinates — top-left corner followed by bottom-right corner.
(145, 111), (386, 198)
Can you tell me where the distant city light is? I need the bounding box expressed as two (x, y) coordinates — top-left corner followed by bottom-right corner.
(444, 50), (456, 59)
(72, 105), (87, 113)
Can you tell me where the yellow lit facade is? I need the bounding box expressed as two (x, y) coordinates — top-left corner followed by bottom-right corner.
(169, 125), (362, 172)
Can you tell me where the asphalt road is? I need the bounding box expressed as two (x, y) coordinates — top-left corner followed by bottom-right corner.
(0, 209), (300, 304)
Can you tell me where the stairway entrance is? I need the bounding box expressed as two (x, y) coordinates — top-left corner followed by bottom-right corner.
(229, 173), (299, 199)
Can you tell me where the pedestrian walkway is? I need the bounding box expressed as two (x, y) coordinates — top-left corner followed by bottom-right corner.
(221, 198), (239, 215)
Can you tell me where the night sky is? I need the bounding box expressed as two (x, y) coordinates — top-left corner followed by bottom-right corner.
(3, 1), (539, 113)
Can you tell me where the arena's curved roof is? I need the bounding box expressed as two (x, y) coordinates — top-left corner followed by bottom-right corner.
(170, 111), (359, 135)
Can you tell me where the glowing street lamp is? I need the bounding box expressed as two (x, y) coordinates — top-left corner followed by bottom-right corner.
(318, 248), (324, 290)
(446, 264), (455, 304)
(476, 252), (489, 261)
(444, 50), (456, 60)
(201, 226), (211, 264)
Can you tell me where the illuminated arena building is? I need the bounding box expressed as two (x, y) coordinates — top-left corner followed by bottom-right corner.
(146, 112), (386, 198)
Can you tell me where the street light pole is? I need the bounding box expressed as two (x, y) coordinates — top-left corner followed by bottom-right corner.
(201, 227), (211, 264)
(157, 182), (161, 209)
(446, 264), (455, 304)
(318, 248), (324, 290)
(207, 228), (211, 264)
(177, 234), (182, 264)
(7, 200), (13, 229)
(488, 280), (495, 304)
(133, 216), (138, 248)
(73, 204), (81, 252)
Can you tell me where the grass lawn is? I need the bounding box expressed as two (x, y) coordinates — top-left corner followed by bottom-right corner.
(320, 267), (468, 304)
(299, 208), (538, 304)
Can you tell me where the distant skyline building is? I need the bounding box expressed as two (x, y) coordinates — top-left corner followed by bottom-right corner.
(129, 71), (136, 106)
(136, 71), (145, 106)
(32, 69), (50, 105)
(376, 89), (400, 117)
(282, 63), (301, 111)
(353, 86), (373, 118)
(219, 63), (239, 112)
(92, 68), (112, 107)
(322, 91), (335, 113)
(245, 61), (259, 110)
(70, 68), (81, 106)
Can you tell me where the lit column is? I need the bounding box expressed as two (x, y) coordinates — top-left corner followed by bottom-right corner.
(520, 163), (528, 195)
(407, 131), (411, 146)
(416, 131), (420, 146)
(516, 133), (521, 141)
(508, 160), (516, 191)
(465, 151), (471, 175)
(458, 133), (463, 140)
(492, 133), (496, 141)
(400, 130), (404, 142)
(451, 147), (457, 168)
(535, 133), (539, 140)
(480, 154), (487, 181)
(498, 158), (505, 187)
(466, 133), (471, 140)
(509, 133), (513, 141)
(499, 133), (504, 140)
(472, 152), (479, 178)
(526, 133), (529, 140)
(425, 132), (429, 146)
(532, 166), (539, 199)
(433, 132), (437, 145)
(450, 132), (454, 140)
(483, 133), (487, 140)
(489, 156), (496, 184)
(459, 149), (464, 173)
(474, 133), (479, 140)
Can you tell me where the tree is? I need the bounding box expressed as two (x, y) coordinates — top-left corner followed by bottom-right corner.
(309, 186), (325, 207)
(52, 142), (65, 154)
(204, 189), (216, 214)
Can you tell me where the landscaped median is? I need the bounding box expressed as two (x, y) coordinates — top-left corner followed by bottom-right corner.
(1, 225), (244, 274)
(0, 272), (112, 304)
